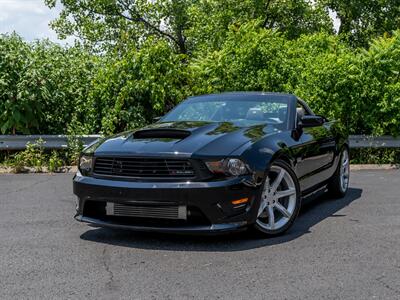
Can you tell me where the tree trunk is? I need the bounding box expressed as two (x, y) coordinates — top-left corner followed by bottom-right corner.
(176, 29), (187, 55)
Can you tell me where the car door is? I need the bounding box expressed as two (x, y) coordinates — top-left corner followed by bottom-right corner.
(293, 99), (336, 192)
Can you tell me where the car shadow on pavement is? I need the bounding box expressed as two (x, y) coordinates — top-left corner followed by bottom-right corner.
(80, 187), (362, 252)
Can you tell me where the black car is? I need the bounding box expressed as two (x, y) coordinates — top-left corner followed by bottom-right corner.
(73, 92), (349, 236)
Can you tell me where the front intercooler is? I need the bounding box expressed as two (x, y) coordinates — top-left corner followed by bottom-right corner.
(105, 202), (187, 220)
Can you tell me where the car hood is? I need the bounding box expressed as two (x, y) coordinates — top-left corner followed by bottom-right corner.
(89, 121), (278, 158)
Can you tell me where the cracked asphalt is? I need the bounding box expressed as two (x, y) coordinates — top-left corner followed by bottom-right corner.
(1, 170), (400, 299)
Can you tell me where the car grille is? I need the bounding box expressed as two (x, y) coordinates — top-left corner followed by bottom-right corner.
(106, 202), (187, 220)
(93, 157), (195, 178)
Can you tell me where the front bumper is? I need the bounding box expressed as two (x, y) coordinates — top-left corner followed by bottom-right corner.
(73, 172), (261, 234)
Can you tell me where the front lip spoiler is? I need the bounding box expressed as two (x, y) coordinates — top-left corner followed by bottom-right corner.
(75, 215), (248, 235)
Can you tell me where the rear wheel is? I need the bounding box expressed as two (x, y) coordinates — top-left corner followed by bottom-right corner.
(328, 148), (350, 198)
(253, 160), (301, 237)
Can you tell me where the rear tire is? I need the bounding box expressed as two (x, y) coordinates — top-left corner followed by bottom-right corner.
(328, 147), (350, 198)
(252, 160), (301, 237)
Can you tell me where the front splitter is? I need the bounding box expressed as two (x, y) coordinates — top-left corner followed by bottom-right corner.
(75, 215), (248, 235)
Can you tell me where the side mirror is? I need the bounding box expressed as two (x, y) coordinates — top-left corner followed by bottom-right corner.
(298, 115), (324, 128)
(153, 116), (162, 122)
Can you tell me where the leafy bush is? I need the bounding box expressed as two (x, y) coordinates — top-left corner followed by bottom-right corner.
(355, 34), (400, 136)
(0, 33), (38, 134)
(350, 148), (400, 165)
(191, 27), (400, 136)
(0, 33), (98, 135)
(0, 30), (399, 138)
(48, 151), (63, 172)
(89, 39), (190, 134)
(66, 135), (84, 166)
(2, 144), (72, 173)
(8, 139), (46, 172)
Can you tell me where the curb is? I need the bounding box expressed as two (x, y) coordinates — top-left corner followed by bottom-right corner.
(350, 164), (399, 171)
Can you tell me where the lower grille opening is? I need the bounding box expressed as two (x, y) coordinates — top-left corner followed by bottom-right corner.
(82, 201), (211, 227)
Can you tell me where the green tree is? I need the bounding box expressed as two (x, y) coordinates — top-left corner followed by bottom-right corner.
(190, 21), (288, 93)
(319, 0), (400, 47)
(46, 0), (333, 54)
(188, 0), (332, 52)
(45, 0), (195, 54)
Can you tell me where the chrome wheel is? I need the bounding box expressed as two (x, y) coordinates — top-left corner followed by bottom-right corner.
(340, 149), (350, 193)
(256, 165), (297, 231)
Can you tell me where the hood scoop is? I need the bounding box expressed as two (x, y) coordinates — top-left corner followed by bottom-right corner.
(133, 129), (191, 139)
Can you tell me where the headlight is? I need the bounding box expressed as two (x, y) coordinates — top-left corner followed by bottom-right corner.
(205, 158), (250, 176)
(79, 155), (93, 175)
(226, 158), (248, 176)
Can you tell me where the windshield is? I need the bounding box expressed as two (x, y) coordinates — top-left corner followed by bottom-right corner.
(162, 96), (289, 128)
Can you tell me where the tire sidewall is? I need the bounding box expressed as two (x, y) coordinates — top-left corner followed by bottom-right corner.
(328, 147), (350, 198)
(339, 148), (350, 194)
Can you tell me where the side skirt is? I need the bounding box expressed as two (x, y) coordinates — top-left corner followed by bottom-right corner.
(301, 184), (328, 205)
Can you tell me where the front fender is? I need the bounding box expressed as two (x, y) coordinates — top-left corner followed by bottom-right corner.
(238, 131), (297, 184)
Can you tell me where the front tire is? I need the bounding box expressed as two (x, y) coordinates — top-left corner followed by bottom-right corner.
(252, 160), (301, 237)
(328, 147), (350, 198)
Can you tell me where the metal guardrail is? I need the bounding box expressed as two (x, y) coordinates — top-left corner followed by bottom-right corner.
(0, 135), (102, 150)
(0, 134), (399, 150)
(349, 135), (400, 148)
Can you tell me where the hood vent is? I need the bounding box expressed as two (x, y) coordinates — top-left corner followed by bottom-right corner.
(133, 129), (191, 139)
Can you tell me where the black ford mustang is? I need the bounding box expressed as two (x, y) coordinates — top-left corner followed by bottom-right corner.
(73, 92), (349, 236)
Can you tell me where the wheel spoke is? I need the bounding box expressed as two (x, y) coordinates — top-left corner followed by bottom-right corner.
(275, 188), (295, 199)
(342, 158), (349, 167)
(258, 201), (267, 217)
(263, 176), (271, 193)
(274, 202), (291, 218)
(267, 206), (275, 229)
(340, 150), (350, 192)
(270, 169), (285, 193)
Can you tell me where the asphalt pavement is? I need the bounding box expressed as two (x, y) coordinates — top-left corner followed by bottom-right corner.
(1, 170), (400, 299)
